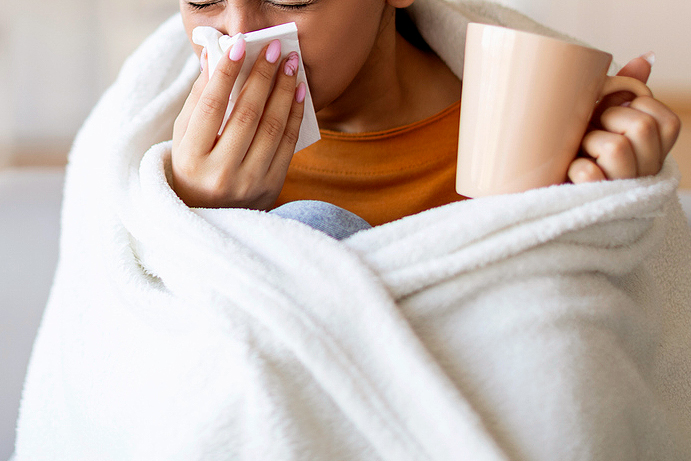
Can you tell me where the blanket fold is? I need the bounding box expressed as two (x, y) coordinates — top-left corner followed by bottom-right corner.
(15, 1), (691, 460)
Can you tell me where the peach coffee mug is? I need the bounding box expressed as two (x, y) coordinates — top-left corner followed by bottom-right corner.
(456, 23), (652, 198)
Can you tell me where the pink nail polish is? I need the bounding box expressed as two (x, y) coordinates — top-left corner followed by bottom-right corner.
(229, 36), (246, 62)
(295, 82), (306, 104)
(284, 52), (299, 76)
(266, 39), (281, 64)
(200, 48), (207, 72)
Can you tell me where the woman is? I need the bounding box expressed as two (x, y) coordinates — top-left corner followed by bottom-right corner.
(14, 1), (691, 459)
(172, 0), (678, 229)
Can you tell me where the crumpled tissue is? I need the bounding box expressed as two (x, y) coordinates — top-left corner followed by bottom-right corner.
(192, 22), (320, 153)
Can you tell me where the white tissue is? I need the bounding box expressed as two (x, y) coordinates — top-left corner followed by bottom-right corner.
(192, 23), (320, 153)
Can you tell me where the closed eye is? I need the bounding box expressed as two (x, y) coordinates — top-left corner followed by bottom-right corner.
(186, 1), (222, 11)
(265, 0), (316, 11)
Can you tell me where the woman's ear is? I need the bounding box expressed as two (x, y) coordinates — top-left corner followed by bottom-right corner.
(386, 0), (415, 8)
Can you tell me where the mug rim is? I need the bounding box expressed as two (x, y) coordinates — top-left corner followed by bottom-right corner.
(466, 22), (613, 61)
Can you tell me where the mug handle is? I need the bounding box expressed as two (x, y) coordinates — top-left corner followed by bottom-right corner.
(600, 75), (653, 100)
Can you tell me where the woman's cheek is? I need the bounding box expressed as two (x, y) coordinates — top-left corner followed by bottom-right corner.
(303, 67), (328, 112)
(301, 44), (363, 111)
(299, 49), (334, 111)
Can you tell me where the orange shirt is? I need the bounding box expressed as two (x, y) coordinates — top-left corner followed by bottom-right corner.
(274, 101), (465, 227)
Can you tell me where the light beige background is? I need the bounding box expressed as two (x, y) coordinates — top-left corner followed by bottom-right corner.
(0, 0), (179, 166)
(0, 0), (689, 185)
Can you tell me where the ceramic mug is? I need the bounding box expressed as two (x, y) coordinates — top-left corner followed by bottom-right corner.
(456, 23), (652, 198)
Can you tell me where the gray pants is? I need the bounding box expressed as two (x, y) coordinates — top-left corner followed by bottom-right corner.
(270, 200), (372, 240)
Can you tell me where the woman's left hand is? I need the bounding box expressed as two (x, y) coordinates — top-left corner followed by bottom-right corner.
(568, 53), (681, 183)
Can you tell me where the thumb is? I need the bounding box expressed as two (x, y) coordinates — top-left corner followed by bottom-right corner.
(591, 52), (655, 115)
(616, 51), (655, 83)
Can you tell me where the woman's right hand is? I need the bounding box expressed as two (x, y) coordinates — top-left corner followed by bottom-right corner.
(172, 37), (306, 210)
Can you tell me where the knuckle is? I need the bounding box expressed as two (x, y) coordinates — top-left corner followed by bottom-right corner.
(197, 95), (227, 118)
(629, 113), (657, 140)
(282, 122), (300, 147)
(233, 103), (262, 126)
(254, 63), (276, 82)
(207, 176), (230, 199)
(289, 105), (304, 125)
(260, 114), (286, 139)
(603, 136), (631, 161)
(171, 157), (197, 180)
(230, 179), (257, 204)
(284, 108), (304, 141)
(195, 168), (278, 209)
(569, 158), (599, 183)
(275, 73), (297, 93)
(213, 60), (237, 80)
(203, 170), (237, 203)
(663, 111), (682, 140)
(582, 159), (602, 178)
(291, 99), (305, 119)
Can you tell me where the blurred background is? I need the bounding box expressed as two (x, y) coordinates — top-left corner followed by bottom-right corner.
(0, 0), (689, 459)
(0, 0), (179, 167)
(0, 0), (688, 177)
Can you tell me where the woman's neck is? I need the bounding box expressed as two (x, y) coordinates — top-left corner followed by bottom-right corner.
(316, 11), (461, 133)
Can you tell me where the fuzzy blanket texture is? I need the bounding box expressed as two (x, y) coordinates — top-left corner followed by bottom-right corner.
(15, 0), (691, 459)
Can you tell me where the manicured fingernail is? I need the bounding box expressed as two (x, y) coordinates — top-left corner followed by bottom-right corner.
(284, 52), (299, 76)
(229, 36), (246, 62)
(266, 39), (281, 64)
(200, 48), (207, 72)
(640, 51), (656, 67)
(295, 82), (306, 104)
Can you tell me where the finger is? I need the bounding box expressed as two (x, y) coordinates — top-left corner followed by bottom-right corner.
(616, 53), (654, 82)
(581, 129), (637, 180)
(183, 37), (246, 156)
(173, 49), (209, 150)
(242, 52), (300, 174)
(592, 53), (654, 118)
(599, 104), (663, 177)
(627, 95), (682, 161)
(267, 82), (306, 183)
(567, 157), (607, 184)
(218, 39), (283, 163)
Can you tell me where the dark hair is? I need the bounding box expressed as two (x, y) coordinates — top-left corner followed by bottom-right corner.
(395, 7), (432, 52)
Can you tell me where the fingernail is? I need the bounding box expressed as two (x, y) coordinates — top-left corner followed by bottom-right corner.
(640, 51), (656, 67)
(295, 82), (306, 104)
(266, 39), (281, 64)
(284, 52), (299, 76)
(200, 48), (207, 72)
(229, 36), (246, 62)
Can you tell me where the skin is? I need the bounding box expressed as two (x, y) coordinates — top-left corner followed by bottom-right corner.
(172, 0), (681, 210)
(572, 56), (681, 181)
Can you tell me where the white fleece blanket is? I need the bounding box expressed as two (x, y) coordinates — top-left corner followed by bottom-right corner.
(15, 1), (691, 460)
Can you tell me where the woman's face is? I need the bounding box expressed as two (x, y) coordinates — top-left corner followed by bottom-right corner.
(179, 0), (391, 112)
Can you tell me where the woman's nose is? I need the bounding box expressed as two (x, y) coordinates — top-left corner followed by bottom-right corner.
(221, 4), (270, 36)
